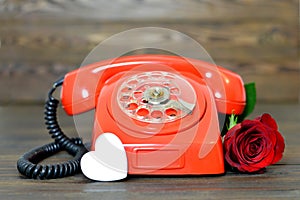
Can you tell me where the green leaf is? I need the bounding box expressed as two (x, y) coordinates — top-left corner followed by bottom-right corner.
(227, 113), (238, 130)
(238, 82), (256, 122)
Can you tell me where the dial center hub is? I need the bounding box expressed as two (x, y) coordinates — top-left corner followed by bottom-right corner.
(144, 86), (170, 105)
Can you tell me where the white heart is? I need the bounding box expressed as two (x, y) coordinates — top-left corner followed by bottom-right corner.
(80, 133), (128, 181)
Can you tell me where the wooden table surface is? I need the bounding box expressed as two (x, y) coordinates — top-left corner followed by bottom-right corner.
(0, 104), (299, 199)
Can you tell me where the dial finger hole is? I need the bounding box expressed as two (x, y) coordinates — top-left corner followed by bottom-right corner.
(133, 91), (143, 99)
(121, 87), (132, 93)
(137, 108), (149, 117)
(164, 75), (175, 80)
(163, 82), (172, 87)
(127, 79), (138, 86)
(151, 72), (163, 79)
(165, 108), (177, 117)
(151, 110), (163, 119)
(137, 75), (149, 81)
(120, 95), (130, 102)
(127, 103), (138, 110)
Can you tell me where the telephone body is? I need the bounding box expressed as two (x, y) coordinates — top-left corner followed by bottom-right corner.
(61, 55), (246, 175)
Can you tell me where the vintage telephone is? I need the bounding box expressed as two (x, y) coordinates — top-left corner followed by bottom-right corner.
(17, 54), (246, 181)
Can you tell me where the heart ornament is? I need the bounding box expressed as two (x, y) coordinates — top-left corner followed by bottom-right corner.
(80, 133), (128, 181)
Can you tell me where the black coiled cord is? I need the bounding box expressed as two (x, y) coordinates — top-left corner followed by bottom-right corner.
(17, 78), (88, 179)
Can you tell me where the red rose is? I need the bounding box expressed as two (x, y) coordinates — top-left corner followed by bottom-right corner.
(223, 113), (285, 173)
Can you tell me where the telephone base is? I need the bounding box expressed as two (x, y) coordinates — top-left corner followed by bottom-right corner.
(124, 138), (224, 175)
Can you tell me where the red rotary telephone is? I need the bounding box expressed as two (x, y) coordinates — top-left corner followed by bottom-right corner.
(17, 54), (246, 181)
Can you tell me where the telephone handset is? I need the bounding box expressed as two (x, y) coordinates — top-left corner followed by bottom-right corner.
(62, 55), (245, 116)
(17, 55), (246, 181)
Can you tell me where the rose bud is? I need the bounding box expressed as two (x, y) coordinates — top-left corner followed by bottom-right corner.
(223, 113), (285, 173)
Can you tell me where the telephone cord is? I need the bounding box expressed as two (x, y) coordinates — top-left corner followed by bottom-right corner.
(16, 78), (88, 179)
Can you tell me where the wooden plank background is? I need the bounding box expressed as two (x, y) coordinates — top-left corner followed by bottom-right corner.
(1, 104), (300, 199)
(0, 0), (299, 103)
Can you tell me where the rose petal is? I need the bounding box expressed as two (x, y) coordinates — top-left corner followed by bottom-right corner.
(245, 137), (264, 160)
(240, 120), (259, 132)
(255, 113), (278, 130)
(238, 125), (267, 160)
(226, 123), (242, 138)
(239, 164), (262, 173)
(239, 164), (264, 173)
(271, 130), (285, 164)
(250, 146), (274, 169)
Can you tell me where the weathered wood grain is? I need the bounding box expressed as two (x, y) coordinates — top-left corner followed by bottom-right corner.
(0, 0), (297, 21)
(0, 0), (298, 103)
(0, 104), (299, 199)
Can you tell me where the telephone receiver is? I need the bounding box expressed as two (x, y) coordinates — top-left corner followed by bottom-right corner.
(17, 54), (246, 181)
(62, 54), (245, 116)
